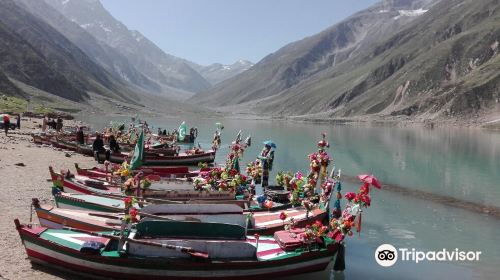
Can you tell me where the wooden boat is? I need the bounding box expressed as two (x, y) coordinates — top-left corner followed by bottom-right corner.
(34, 134), (212, 166)
(32, 133), (56, 145)
(34, 198), (328, 235)
(51, 191), (328, 233)
(50, 168), (330, 213)
(49, 167), (239, 202)
(15, 219), (340, 279)
(52, 192), (251, 212)
(157, 134), (195, 144)
(74, 163), (201, 179)
(94, 148), (216, 166)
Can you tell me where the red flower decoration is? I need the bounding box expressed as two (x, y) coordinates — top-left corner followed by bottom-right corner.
(314, 220), (323, 228)
(359, 194), (371, 206)
(124, 197), (132, 208)
(129, 207), (139, 223)
(279, 212), (287, 221)
(344, 192), (356, 201)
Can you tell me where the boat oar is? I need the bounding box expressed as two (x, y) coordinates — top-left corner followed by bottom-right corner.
(63, 227), (209, 259)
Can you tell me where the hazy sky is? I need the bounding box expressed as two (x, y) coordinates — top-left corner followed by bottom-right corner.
(100, 0), (378, 65)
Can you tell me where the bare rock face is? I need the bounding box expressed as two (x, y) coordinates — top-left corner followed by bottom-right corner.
(43, 0), (211, 97)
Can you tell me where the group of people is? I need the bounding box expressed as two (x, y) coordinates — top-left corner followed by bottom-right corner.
(2, 114), (21, 136)
(157, 128), (172, 136)
(92, 132), (120, 163)
(41, 116), (63, 132)
(155, 126), (198, 142)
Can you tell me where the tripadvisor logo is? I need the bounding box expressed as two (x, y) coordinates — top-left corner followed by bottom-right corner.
(375, 244), (482, 267)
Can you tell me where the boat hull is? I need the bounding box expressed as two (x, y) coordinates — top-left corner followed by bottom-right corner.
(96, 151), (216, 166)
(17, 224), (337, 280)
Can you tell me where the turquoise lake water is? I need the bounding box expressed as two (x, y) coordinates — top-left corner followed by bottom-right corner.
(80, 115), (500, 279)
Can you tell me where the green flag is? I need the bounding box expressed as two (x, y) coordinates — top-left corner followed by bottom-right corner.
(177, 121), (187, 141)
(130, 129), (144, 170)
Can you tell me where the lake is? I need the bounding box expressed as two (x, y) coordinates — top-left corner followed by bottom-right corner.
(80, 115), (500, 279)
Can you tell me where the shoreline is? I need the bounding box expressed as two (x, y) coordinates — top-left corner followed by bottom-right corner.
(0, 118), (96, 280)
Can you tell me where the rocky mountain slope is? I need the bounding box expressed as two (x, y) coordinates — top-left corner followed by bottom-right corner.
(17, 0), (162, 95)
(192, 0), (499, 123)
(43, 0), (211, 98)
(0, 0), (136, 103)
(191, 60), (254, 85)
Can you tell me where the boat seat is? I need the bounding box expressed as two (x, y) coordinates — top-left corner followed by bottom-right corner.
(274, 229), (305, 251)
(136, 220), (246, 240)
(141, 204), (243, 215)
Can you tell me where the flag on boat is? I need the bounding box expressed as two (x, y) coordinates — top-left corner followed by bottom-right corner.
(130, 129), (144, 170)
(178, 121), (187, 141)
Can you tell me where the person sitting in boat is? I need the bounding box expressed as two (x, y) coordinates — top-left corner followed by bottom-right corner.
(212, 131), (221, 151)
(76, 126), (85, 145)
(257, 142), (275, 187)
(92, 132), (107, 163)
(189, 127), (198, 142)
(48, 119), (56, 130)
(109, 134), (120, 153)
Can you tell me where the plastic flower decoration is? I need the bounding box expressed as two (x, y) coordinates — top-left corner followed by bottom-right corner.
(123, 196), (137, 209)
(326, 174), (381, 242)
(276, 171), (294, 189)
(246, 160), (263, 181)
(279, 211), (288, 225)
(141, 178), (152, 189)
(129, 207), (139, 223)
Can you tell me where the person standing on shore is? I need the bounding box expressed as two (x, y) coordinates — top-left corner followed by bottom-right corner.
(56, 117), (63, 132)
(76, 127), (85, 145)
(16, 114), (21, 129)
(3, 114), (10, 136)
(42, 116), (48, 132)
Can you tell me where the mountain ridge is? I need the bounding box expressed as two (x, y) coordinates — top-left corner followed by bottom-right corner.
(43, 0), (211, 98)
(191, 0), (499, 123)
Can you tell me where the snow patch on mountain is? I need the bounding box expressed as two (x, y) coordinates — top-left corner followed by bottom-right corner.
(394, 8), (428, 19)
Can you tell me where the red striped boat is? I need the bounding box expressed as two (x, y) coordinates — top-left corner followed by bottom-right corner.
(15, 219), (341, 279)
(49, 167), (238, 202)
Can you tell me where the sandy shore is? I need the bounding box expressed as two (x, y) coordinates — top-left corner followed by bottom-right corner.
(0, 118), (95, 280)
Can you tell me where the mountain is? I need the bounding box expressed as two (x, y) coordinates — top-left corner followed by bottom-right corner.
(0, 0), (137, 103)
(43, 0), (211, 98)
(191, 0), (436, 106)
(191, 60), (254, 86)
(16, 0), (162, 95)
(192, 0), (500, 123)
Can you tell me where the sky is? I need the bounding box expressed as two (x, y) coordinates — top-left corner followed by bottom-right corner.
(100, 0), (379, 66)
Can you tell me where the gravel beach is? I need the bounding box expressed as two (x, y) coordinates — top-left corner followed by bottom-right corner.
(0, 118), (95, 280)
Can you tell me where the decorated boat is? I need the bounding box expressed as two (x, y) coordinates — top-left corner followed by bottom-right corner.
(15, 218), (342, 279)
(74, 163), (202, 179)
(94, 148), (216, 165)
(32, 133), (56, 145)
(33, 198), (328, 235)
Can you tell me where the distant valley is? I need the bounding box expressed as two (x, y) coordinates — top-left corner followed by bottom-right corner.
(0, 0), (498, 126)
